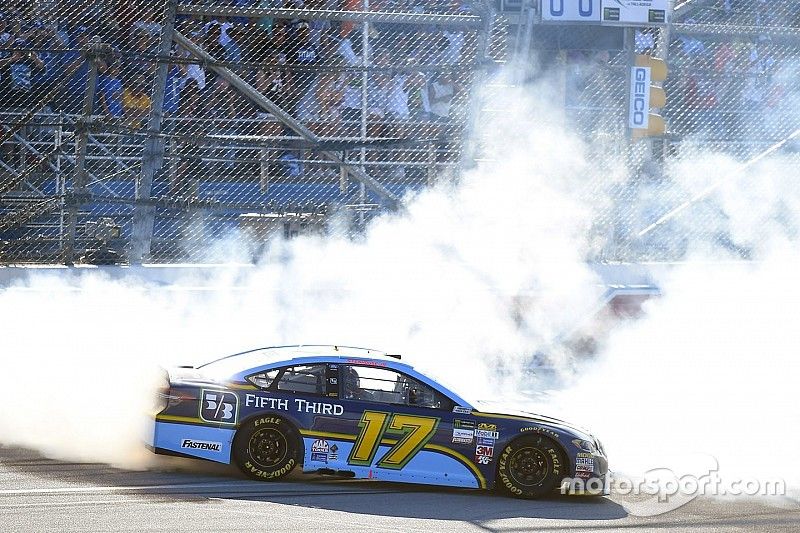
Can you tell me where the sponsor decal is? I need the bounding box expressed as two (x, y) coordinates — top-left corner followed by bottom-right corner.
(629, 66), (651, 129)
(311, 439), (330, 453)
(311, 452), (328, 463)
(577, 452), (593, 458)
(329, 444), (339, 461)
(475, 429), (499, 440)
(453, 406), (473, 415)
(476, 424), (498, 438)
(181, 439), (222, 452)
(520, 426), (560, 439)
(576, 457), (595, 472)
(244, 394), (344, 416)
(476, 437), (495, 446)
(476, 444), (494, 458)
(575, 470), (592, 479)
(346, 359), (387, 367)
(454, 419), (475, 430)
(244, 458), (296, 479)
(475, 440), (495, 464)
(452, 428), (474, 444)
(200, 390), (239, 424)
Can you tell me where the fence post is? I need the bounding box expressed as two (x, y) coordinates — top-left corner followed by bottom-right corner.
(130, 0), (178, 264)
(63, 37), (101, 265)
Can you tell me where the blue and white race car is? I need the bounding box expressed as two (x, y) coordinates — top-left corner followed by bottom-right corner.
(149, 345), (607, 498)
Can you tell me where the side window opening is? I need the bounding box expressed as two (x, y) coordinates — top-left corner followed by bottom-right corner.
(342, 366), (453, 410)
(246, 368), (280, 389)
(276, 364), (327, 395)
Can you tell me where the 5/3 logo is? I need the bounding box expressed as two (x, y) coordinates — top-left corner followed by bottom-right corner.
(200, 390), (239, 424)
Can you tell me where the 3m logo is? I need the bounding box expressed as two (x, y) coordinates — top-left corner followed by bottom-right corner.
(200, 390), (239, 424)
(181, 439), (222, 452)
(476, 445), (494, 458)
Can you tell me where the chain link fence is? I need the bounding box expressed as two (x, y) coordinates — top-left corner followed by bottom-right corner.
(0, 0), (497, 264)
(3, 1), (799, 265)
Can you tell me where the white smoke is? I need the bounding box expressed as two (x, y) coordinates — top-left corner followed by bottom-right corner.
(0, 71), (603, 467)
(549, 151), (800, 498)
(0, 63), (798, 509)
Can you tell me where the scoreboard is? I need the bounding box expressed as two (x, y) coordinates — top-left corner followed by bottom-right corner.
(541, 0), (670, 25)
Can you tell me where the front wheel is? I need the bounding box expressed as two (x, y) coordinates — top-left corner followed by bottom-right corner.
(232, 415), (301, 481)
(496, 435), (567, 498)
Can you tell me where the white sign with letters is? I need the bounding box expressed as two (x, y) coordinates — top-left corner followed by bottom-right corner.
(541, 0), (601, 23)
(601, 0), (670, 25)
(629, 66), (651, 129)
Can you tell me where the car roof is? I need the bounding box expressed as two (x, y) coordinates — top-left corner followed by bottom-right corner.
(199, 344), (400, 367)
(196, 345), (413, 376)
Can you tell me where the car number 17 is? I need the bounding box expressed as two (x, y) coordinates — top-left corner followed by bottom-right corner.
(348, 411), (440, 470)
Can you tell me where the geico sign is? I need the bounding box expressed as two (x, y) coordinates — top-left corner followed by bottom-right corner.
(629, 67), (651, 129)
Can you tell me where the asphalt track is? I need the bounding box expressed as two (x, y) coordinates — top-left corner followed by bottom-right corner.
(1, 447), (799, 532)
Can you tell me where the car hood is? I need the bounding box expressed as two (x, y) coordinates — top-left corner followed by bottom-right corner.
(472, 400), (596, 441)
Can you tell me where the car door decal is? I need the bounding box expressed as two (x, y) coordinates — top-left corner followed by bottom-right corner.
(348, 411), (391, 466)
(347, 410), (440, 470)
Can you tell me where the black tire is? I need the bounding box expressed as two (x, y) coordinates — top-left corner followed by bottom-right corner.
(496, 435), (568, 499)
(232, 415), (302, 481)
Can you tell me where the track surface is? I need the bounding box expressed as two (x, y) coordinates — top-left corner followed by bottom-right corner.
(1, 447), (798, 532)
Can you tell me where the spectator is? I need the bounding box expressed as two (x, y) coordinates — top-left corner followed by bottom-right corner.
(122, 74), (151, 127)
(97, 60), (124, 117)
(386, 64), (425, 124)
(125, 28), (155, 82)
(162, 63), (181, 117)
(741, 37), (776, 141)
(29, 22), (66, 110)
(428, 71), (461, 121)
(287, 21), (320, 114)
(254, 48), (291, 189)
(684, 56), (719, 137)
(202, 18), (242, 63)
(2, 38), (44, 109)
(59, 25), (90, 114)
(315, 66), (345, 123)
(0, 15), (11, 44)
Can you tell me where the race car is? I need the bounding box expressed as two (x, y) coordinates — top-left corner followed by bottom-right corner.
(148, 345), (608, 498)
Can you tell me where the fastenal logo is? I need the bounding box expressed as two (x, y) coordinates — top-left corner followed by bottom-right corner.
(562, 455), (787, 517)
(181, 439), (222, 452)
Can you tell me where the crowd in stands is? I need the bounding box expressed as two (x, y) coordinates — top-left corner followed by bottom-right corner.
(0, 0), (475, 134)
(668, 0), (800, 141)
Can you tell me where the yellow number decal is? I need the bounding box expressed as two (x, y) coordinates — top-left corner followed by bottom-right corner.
(377, 414), (440, 469)
(347, 411), (440, 470)
(348, 411), (390, 465)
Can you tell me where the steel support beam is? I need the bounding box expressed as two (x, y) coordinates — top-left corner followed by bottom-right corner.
(64, 39), (100, 265)
(460, 4), (495, 172)
(176, 5), (481, 27)
(130, 0), (178, 264)
(173, 30), (400, 207)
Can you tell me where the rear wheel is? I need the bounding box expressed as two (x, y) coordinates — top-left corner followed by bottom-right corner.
(232, 415), (301, 481)
(496, 435), (567, 498)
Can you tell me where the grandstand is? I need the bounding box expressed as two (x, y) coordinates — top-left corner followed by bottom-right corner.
(1, 0), (799, 264)
(0, 0), (499, 263)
